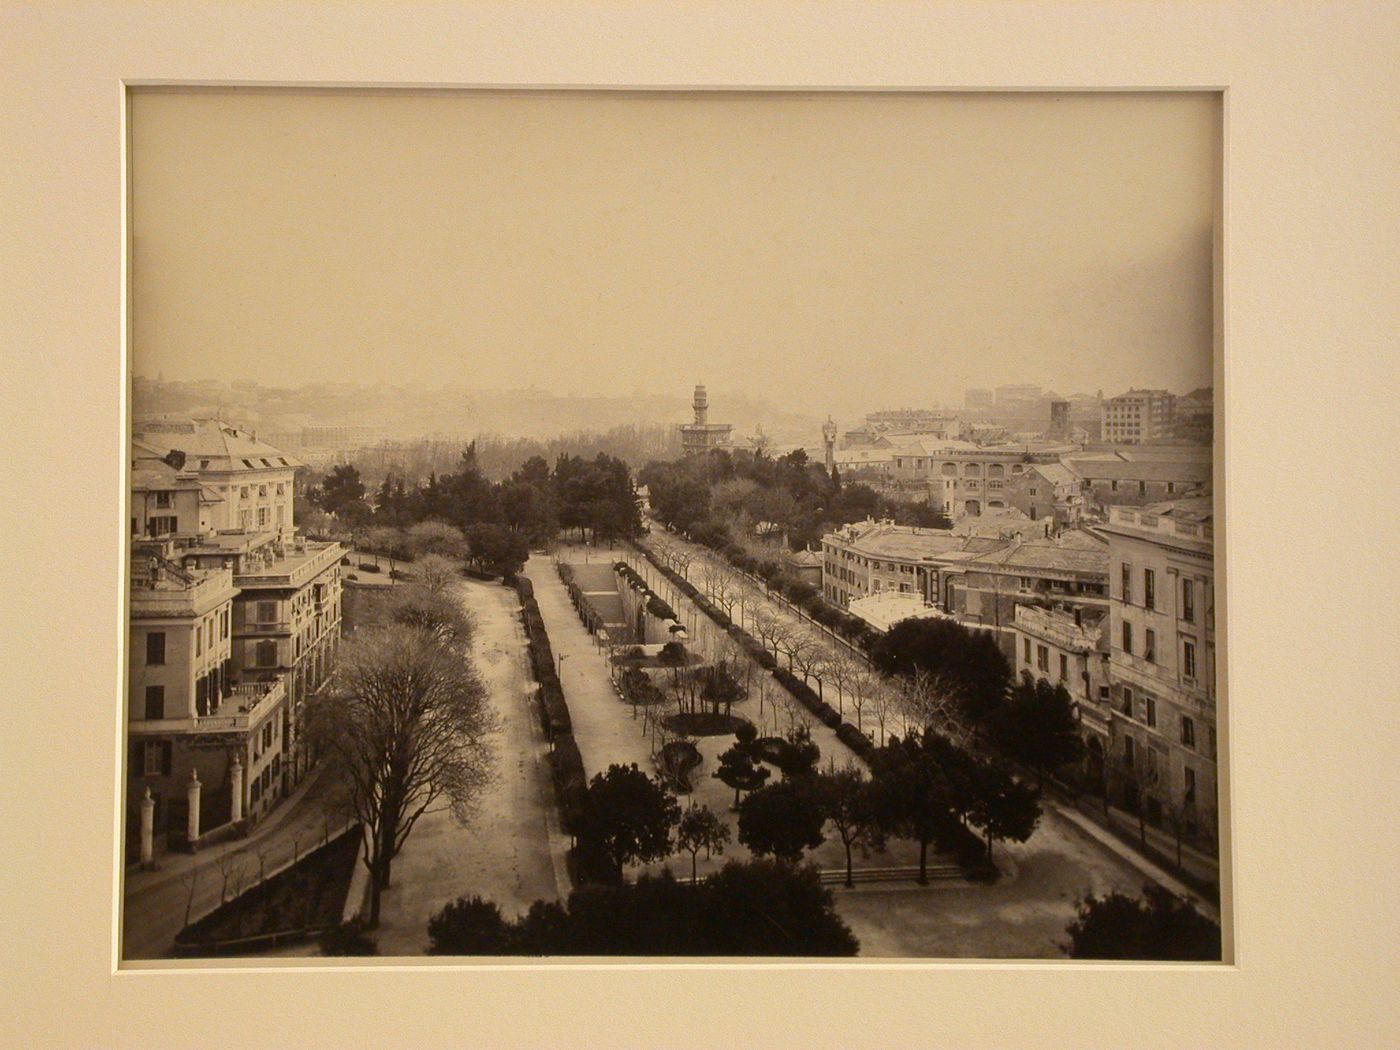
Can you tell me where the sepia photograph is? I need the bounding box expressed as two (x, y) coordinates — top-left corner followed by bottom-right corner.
(120, 87), (1225, 963)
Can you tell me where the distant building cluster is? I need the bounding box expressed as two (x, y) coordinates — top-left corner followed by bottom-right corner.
(126, 418), (343, 866)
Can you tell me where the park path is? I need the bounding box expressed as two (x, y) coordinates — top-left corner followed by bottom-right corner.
(372, 575), (569, 955)
(521, 549), (654, 778)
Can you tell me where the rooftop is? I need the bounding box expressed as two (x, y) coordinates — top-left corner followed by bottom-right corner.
(132, 417), (301, 471)
(846, 592), (948, 633)
(1066, 457), (1212, 483)
(966, 532), (1109, 577)
(826, 519), (1008, 561)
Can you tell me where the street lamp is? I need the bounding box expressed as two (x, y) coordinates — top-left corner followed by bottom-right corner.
(557, 652), (569, 677)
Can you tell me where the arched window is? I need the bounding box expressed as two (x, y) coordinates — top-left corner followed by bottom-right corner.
(964, 463), (982, 478)
(987, 463), (1004, 479)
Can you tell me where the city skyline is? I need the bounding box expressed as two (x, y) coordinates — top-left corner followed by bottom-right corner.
(131, 89), (1217, 417)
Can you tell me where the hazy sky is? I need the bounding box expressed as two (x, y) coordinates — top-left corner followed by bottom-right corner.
(132, 89), (1218, 415)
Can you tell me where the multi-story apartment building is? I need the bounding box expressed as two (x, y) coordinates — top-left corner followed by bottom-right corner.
(127, 546), (288, 857)
(126, 420), (341, 863)
(1100, 389), (1176, 444)
(883, 442), (1072, 517)
(1010, 604), (1113, 758)
(133, 417), (297, 535)
(130, 443), (223, 538)
(820, 519), (1004, 609)
(995, 383), (1042, 406)
(939, 531), (1110, 656)
(1100, 499), (1216, 846)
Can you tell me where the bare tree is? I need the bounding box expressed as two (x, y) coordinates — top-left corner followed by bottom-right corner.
(412, 553), (461, 597)
(870, 680), (896, 747)
(776, 691), (814, 741)
(779, 631), (818, 676)
(824, 652), (860, 720)
(847, 666), (877, 735)
(751, 609), (785, 661)
(179, 859), (201, 928)
(307, 624), (498, 927)
(216, 847), (247, 905)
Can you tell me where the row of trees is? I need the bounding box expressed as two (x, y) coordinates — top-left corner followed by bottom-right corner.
(424, 860), (858, 956)
(306, 445), (644, 554)
(649, 535), (1085, 791)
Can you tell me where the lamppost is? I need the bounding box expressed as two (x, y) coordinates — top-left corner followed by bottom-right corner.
(557, 652), (569, 678)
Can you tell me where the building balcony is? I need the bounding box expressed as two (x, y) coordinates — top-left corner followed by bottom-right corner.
(235, 620), (292, 635)
(131, 678), (286, 736)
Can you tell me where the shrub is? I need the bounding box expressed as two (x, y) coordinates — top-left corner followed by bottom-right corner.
(359, 562), (381, 573)
(426, 896), (509, 955)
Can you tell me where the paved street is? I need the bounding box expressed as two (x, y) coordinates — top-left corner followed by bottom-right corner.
(120, 763), (352, 961)
(834, 802), (1164, 958)
(372, 574), (568, 955)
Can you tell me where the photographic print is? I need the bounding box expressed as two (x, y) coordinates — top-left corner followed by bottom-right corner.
(121, 87), (1223, 963)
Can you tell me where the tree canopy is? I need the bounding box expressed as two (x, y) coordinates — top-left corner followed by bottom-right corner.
(1063, 884), (1222, 960)
(581, 764), (682, 879)
(870, 617), (1012, 724)
(737, 779), (827, 864)
(426, 861), (859, 956)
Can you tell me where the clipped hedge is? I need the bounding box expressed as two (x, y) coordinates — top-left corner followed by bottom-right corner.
(550, 733), (589, 835)
(835, 722), (878, 761)
(516, 577), (570, 739)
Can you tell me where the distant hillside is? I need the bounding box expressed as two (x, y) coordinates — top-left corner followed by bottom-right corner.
(130, 377), (826, 447)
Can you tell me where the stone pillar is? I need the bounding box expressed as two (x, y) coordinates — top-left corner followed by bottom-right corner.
(229, 753), (244, 822)
(139, 788), (154, 868)
(186, 769), (201, 847)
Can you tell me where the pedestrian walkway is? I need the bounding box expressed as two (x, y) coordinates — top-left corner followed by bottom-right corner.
(523, 549), (654, 777)
(1050, 801), (1220, 923)
(1068, 795), (1221, 893)
(372, 574), (568, 955)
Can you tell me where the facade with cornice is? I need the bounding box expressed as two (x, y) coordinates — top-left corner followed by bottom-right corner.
(1100, 500), (1217, 847)
(125, 421), (341, 864)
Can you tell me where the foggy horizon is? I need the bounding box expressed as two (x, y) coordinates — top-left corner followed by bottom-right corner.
(131, 89), (1218, 417)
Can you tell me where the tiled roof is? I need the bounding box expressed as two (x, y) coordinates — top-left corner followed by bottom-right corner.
(130, 456), (225, 502)
(967, 535), (1109, 576)
(1030, 463), (1079, 486)
(133, 418), (301, 471)
(1066, 458), (1210, 483)
(831, 520), (1006, 561)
